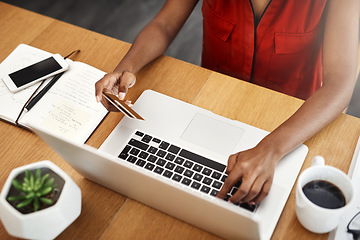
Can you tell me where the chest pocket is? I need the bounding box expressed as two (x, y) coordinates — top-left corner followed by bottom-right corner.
(274, 30), (321, 54)
(266, 28), (322, 85)
(201, 1), (235, 72)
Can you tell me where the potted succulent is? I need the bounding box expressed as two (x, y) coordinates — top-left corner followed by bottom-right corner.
(0, 160), (81, 239)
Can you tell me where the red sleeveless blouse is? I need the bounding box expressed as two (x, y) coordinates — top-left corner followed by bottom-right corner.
(201, 0), (328, 100)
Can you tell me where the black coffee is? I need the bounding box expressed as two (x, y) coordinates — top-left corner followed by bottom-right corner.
(302, 180), (346, 209)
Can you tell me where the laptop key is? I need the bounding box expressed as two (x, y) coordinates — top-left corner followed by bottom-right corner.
(163, 170), (173, 178)
(129, 139), (148, 151)
(168, 145), (180, 154)
(156, 159), (166, 166)
(148, 146), (157, 154)
(145, 163), (155, 171)
(210, 189), (219, 197)
(184, 169), (194, 178)
(203, 177), (213, 186)
(127, 156), (137, 163)
(235, 179), (242, 188)
(130, 148), (140, 156)
(147, 155), (157, 163)
(224, 194), (231, 201)
(200, 185), (211, 194)
(159, 141), (170, 150)
(142, 134), (152, 143)
(136, 159), (146, 167)
(139, 151), (149, 159)
(165, 162), (175, 170)
(156, 150), (166, 157)
(174, 157), (185, 165)
(193, 173), (203, 182)
(202, 168), (212, 176)
(231, 187), (238, 195)
(118, 152), (129, 160)
(135, 131), (144, 137)
(154, 166), (164, 175)
(191, 182), (201, 190)
(174, 166), (185, 174)
(240, 202), (256, 212)
(118, 145), (131, 159)
(165, 153), (175, 161)
(184, 160), (194, 169)
(172, 174), (182, 182)
(181, 177), (192, 186)
(211, 171), (221, 180)
(212, 181), (222, 189)
(193, 164), (203, 172)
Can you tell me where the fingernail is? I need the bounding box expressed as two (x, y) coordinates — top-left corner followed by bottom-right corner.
(96, 96), (101, 102)
(119, 92), (126, 100)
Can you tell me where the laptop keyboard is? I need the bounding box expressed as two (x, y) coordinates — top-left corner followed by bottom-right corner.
(118, 131), (257, 212)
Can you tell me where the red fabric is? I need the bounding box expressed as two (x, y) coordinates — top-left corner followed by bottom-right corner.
(201, 0), (328, 100)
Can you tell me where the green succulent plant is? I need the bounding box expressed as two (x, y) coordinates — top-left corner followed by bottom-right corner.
(7, 168), (56, 212)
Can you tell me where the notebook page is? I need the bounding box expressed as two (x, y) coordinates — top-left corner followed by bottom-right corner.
(21, 61), (108, 143)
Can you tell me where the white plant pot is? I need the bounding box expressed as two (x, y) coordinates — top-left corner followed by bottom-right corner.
(0, 160), (81, 240)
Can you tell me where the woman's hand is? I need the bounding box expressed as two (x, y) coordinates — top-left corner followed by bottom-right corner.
(217, 142), (280, 205)
(95, 71), (136, 108)
(95, 71), (136, 111)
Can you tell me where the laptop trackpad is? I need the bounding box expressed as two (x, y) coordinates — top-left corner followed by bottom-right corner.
(181, 113), (244, 156)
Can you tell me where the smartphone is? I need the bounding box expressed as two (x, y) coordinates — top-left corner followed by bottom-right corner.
(2, 54), (69, 92)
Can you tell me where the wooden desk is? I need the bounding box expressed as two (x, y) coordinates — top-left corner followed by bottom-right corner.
(1, 2), (359, 239)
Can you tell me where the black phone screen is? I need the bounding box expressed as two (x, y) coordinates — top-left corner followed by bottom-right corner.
(9, 56), (62, 87)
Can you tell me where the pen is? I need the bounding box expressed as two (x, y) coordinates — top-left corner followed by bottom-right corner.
(25, 72), (64, 111)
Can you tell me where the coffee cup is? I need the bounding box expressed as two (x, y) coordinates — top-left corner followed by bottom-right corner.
(296, 156), (354, 233)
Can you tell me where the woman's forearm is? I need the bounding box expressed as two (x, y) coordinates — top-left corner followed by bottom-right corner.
(262, 0), (360, 162)
(259, 80), (356, 164)
(114, 0), (199, 74)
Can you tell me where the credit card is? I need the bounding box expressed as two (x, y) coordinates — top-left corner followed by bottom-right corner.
(102, 92), (144, 120)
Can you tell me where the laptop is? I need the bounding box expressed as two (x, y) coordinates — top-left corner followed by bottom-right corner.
(30, 90), (308, 240)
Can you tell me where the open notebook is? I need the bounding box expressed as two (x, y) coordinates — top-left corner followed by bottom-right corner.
(0, 44), (107, 143)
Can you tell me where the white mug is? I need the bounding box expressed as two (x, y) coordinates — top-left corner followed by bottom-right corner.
(296, 156), (354, 233)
